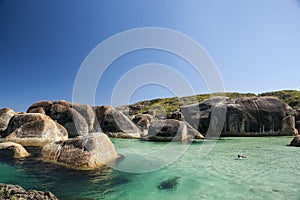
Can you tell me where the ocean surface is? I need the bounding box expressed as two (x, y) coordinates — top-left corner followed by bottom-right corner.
(0, 137), (299, 200)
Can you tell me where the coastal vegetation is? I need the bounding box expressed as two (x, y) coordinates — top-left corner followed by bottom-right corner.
(126, 90), (300, 115)
(259, 90), (300, 108)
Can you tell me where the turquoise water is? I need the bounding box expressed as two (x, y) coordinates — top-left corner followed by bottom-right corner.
(1, 137), (300, 200)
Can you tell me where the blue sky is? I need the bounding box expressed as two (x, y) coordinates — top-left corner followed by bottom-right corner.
(1, 0), (300, 111)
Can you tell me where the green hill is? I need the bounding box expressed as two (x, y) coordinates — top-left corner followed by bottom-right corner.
(130, 90), (300, 115)
(259, 90), (300, 109)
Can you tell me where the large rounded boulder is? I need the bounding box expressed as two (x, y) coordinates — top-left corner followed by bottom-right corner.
(41, 132), (119, 170)
(2, 113), (68, 146)
(27, 100), (53, 114)
(72, 103), (95, 131)
(94, 106), (141, 138)
(0, 108), (15, 133)
(180, 96), (298, 136)
(0, 142), (30, 158)
(50, 103), (88, 137)
(148, 119), (204, 142)
(27, 100), (95, 137)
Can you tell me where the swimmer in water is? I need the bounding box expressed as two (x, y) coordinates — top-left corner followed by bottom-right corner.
(238, 154), (246, 159)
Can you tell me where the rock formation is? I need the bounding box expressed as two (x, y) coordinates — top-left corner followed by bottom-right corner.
(148, 119), (204, 142)
(181, 96), (298, 136)
(27, 100), (95, 137)
(2, 113), (68, 146)
(50, 103), (88, 137)
(0, 142), (30, 158)
(0, 183), (58, 200)
(71, 103), (95, 131)
(131, 114), (153, 133)
(0, 108), (15, 134)
(294, 108), (300, 132)
(166, 111), (184, 121)
(41, 132), (119, 170)
(116, 103), (146, 116)
(94, 106), (141, 138)
(289, 135), (300, 147)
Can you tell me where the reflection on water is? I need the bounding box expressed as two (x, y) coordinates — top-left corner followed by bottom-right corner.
(0, 156), (134, 200)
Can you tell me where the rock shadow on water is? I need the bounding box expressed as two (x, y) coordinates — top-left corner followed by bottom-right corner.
(157, 176), (180, 191)
(0, 154), (132, 199)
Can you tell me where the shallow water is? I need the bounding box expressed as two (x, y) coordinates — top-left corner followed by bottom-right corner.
(1, 137), (300, 200)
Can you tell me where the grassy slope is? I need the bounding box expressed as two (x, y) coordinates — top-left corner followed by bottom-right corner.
(259, 90), (300, 109)
(132, 90), (300, 115)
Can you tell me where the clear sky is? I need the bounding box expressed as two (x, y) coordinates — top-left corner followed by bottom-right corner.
(1, 0), (300, 111)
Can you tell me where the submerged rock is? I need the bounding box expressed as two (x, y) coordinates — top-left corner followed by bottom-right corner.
(94, 106), (141, 138)
(181, 96), (298, 136)
(3, 113), (68, 147)
(0, 183), (58, 200)
(157, 177), (180, 190)
(41, 132), (119, 170)
(0, 142), (30, 158)
(148, 119), (204, 142)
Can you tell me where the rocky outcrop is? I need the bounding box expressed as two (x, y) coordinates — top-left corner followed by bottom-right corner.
(180, 96), (298, 136)
(289, 135), (300, 147)
(72, 103), (95, 132)
(27, 100), (95, 137)
(294, 108), (300, 132)
(94, 106), (141, 138)
(2, 113), (68, 147)
(41, 132), (119, 170)
(0, 183), (58, 200)
(27, 106), (46, 115)
(116, 103), (147, 116)
(0, 142), (30, 158)
(27, 100), (53, 114)
(0, 108), (15, 133)
(50, 103), (88, 137)
(131, 114), (153, 133)
(166, 111), (184, 121)
(148, 119), (204, 142)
